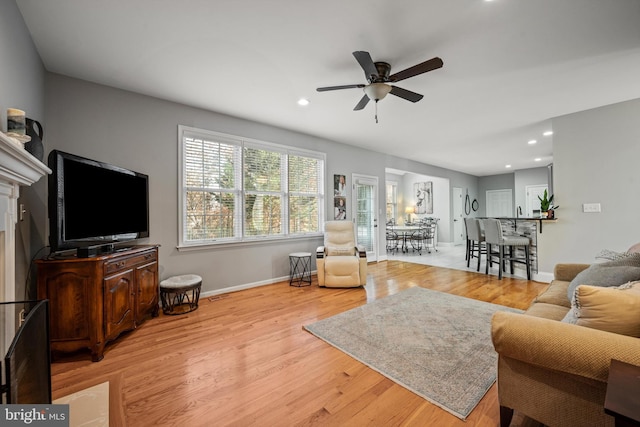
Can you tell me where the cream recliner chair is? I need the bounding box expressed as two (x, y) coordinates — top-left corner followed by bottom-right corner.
(316, 221), (367, 287)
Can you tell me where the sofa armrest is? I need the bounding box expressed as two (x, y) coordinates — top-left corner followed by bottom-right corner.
(355, 245), (367, 258)
(316, 246), (325, 258)
(553, 263), (590, 282)
(492, 311), (640, 382)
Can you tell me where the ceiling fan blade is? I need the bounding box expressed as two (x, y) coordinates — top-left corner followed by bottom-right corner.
(317, 84), (365, 92)
(389, 57), (443, 82)
(390, 86), (424, 103)
(353, 94), (370, 111)
(353, 51), (379, 81)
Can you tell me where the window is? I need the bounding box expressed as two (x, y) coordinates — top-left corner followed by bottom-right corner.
(386, 181), (397, 224)
(179, 126), (325, 248)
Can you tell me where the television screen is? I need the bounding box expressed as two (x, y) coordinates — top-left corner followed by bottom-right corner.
(48, 150), (149, 254)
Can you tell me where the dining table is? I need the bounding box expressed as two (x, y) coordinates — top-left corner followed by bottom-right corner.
(388, 225), (436, 253)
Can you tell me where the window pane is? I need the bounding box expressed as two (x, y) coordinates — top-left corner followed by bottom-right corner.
(185, 190), (236, 240)
(185, 137), (236, 190)
(245, 194), (282, 236)
(289, 196), (319, 233)
(244, 147), (281, 192)
(289, 156), (319, 193)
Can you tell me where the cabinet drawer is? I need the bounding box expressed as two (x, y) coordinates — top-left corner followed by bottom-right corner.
(104, 250), (158, 275)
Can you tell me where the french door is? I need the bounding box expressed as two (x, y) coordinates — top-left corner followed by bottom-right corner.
(352, 174), (378, 262)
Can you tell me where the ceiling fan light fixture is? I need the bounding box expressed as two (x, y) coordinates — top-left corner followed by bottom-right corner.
(364, 83), (392, 101)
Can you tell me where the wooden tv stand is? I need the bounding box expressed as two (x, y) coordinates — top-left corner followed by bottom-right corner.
(36, 245), (160, 362)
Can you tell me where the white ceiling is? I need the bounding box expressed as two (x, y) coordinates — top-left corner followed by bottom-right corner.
(16, 0), (640, 176)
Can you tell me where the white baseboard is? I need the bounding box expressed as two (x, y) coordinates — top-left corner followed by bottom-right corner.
(200, 270), (318, 298)
(533, 271), (554, 283)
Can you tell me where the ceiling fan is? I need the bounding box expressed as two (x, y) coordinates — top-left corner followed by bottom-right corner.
(316, 51), (443, 121)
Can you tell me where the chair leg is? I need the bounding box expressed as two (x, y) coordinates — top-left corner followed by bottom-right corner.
(467, 241), (473, 267)
(509, 245), (515, 274)
(465, 238), (469, 261)
(476, 243), (482, 272)
(525, 245), (531, 280)
(485, 244), (490, 275)
(498, 245), (504, 280)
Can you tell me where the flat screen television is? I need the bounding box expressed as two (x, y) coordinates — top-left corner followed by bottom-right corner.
(48, 150), (149, 257)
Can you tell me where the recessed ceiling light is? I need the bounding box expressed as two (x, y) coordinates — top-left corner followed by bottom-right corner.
(543, 130), (553, 136)
(505, 164), (512, 168)
(534, 158), (542, 162)
(528, 139), (537, 145)
(297, 98), (310, 106)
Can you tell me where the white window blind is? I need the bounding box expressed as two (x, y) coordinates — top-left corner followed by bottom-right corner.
(179, 126), (325, 247)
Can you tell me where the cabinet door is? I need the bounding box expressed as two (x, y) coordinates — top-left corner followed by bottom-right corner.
(41, 269), (92, 342)
(135, 261), (159, 322)
(104, 270), (136, 340)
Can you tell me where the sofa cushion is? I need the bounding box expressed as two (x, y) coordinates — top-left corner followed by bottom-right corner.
(535, 280), (571, 308)
(567, 259), (640, 300)
(563, 281), (640, 337)
(525, 302), (570, 321)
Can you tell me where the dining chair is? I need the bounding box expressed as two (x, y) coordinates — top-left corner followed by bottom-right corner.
(386, 228), (400, 253)
(482, 218), (531, 280)
(465, 218), (485, 272)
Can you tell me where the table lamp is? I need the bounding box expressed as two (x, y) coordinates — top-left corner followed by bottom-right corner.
(405, 206), (414, 224)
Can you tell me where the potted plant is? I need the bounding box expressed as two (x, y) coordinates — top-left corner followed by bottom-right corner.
(538, 190), (554, 217)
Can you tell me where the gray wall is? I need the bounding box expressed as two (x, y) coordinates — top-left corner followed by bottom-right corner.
(539, 98), (640, 273)
(0, 0), (47, 300)
(44, 73), (480, 294)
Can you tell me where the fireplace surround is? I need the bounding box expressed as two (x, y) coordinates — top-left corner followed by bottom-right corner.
(0, 132), (50, 358)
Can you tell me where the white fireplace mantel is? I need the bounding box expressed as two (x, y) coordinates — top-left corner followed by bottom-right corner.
(0, 132), (51, 304)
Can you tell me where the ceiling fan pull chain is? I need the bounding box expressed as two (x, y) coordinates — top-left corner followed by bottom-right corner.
(375, 100), (379, 123)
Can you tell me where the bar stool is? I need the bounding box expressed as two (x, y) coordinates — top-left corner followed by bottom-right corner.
(483, 218), (531, 280)
(465, 218), (485, 272)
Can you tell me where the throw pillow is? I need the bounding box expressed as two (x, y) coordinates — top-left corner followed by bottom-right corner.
(596, 249), (640, 262)
(562, 281), (640, 337)
(566, 260), (640, 300)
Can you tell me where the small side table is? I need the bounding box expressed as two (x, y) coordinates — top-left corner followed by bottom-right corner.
(605, 359), (640, 427)
(289, 252), (312, 287)
(160, 274), (202, 315)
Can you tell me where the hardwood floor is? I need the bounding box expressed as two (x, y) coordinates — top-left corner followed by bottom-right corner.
(50, 261), (548, 426)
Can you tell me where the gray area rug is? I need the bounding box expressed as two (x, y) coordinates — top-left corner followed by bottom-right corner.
(303, 286), (522, 420)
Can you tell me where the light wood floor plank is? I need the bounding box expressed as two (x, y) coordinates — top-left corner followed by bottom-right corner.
(50, 261), (547, 426)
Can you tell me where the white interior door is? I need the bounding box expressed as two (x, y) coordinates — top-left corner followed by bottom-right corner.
(526, 185), (548, 217)
(486, 189), (513, 217)
(453, 187), (464, 245)
(352, 174), (378, 262)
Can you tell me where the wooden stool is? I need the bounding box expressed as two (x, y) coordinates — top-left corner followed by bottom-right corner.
(160, 274), (202, 315)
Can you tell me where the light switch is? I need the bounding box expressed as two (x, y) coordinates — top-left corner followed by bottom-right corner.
(583, 203), (601, 213)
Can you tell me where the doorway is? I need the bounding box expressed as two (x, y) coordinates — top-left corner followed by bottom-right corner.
(486, 189), (513, 217)
(452, 187), (464, 245)
(352, 174), (378, 262)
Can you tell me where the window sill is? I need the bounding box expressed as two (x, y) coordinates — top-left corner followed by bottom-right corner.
(177, 233), (323, 252)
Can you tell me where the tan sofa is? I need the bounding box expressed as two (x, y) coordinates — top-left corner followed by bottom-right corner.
(491, 263), (640, 427)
